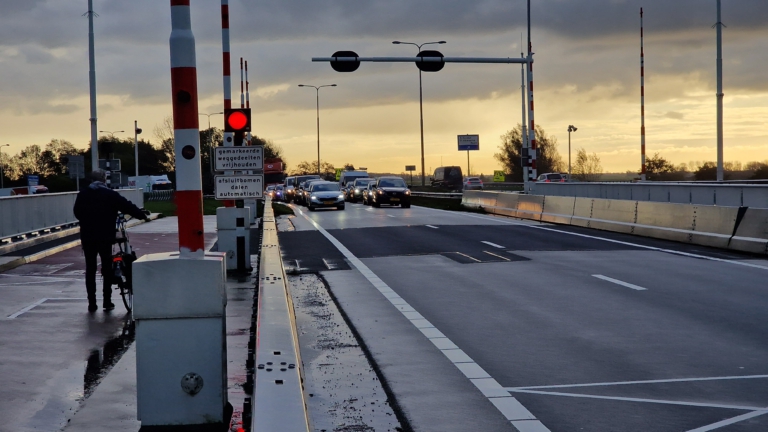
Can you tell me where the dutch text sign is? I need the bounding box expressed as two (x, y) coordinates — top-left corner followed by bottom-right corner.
(214, 147), (263, 171)
(215, 175), (264, 199)
(458, 135), (480, 151)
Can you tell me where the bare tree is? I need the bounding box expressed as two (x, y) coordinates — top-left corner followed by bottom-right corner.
(572, 148), (602, 181)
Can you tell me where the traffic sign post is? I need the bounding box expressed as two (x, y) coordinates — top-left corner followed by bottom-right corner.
(215, 175), (264, 200)
(493, 171), (506, 182)
(458, 135), (479, 177)
(335, 168), (343, 181)
(214, 147), (263, 171)
(405, 165), (416, 186)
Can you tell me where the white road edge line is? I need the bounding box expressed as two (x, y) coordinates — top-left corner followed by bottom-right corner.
(505, 374), (768, 391)
(425, 225), (439, 229)
(592, 274), (647, 291)
(507, 388), (765, 411)
(686, 409), (768, 432)
(298, 211), (550, 431)
(481, 241), (506, 249)
(417, 206), (768, 271)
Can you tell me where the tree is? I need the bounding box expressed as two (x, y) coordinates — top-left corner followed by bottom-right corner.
(289, 160), (335, 179)
(644, 153), (688, 181)
(251, 135), (287, 169)
(751, 164), (768, 180)
(154, 116), (175, 171)
(343, 163), (355, 171)
(494, 124), (565, 182)
(693, 162), (732, 181)
(572, 148), (603, 181)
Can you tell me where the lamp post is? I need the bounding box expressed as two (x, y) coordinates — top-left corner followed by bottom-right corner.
(298, 84), (337, 177)
(567, 125), (577, 177)
(0, 144), (9, 189)
(99, 130), (124, 139)
(134, 121), (142, 178)
(198, 112), (224, 130)
(392, 40), (446, 186)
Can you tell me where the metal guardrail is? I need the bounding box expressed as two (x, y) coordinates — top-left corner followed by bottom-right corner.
(0, 189), (143, 242)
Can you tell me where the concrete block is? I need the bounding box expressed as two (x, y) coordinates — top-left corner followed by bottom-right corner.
(493, 193), (519, 218)
(516, 195), (544, 220)
(216, 207), (251, 230)
(540, 196), (575, 225)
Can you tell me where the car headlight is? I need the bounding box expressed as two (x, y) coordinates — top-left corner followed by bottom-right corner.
(377, 190), (383, 194)
(338, 194), (344, 199)
(310, 195), (317, 200)
(355, 188), (360, 192)
(405, 190), (411, 195)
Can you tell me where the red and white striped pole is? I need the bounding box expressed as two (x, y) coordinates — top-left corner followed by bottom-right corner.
(221, 0), (235, 206)
(170, 0), (204, 257)
(240, 57), (245, 109)
(527, 42), (537, 181)
(245, 60), (252, 146)
(640, 7), (647, 181)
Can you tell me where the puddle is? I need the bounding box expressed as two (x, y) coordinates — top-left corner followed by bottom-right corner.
(83, 317), (135, 400)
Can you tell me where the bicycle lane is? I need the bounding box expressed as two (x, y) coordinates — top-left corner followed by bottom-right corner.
(0, 216), (218, 432)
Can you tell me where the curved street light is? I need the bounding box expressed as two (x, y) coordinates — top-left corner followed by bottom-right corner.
(99, 130), (124, 138)
(392, 40), (446, 186)
(199, 112), (224, 130)
(298, 84), (337, 176)
(568, 125), (578, 177)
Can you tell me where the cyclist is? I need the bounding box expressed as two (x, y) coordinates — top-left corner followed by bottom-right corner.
(74, 169), (149, 312)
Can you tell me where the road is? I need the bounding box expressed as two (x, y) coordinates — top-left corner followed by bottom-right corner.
(278, 201), (768, 432)
(0, 217), (217, 432)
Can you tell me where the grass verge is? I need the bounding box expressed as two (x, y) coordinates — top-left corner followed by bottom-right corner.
(145, 198), (267, 217)
(272, 201), (295, 216)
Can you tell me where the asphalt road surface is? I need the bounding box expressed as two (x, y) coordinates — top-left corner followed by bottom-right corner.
(0, 217), (217, 432)
(278, 202), (768, 432)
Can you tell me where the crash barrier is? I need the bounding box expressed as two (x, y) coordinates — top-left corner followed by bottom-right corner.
(144, 190), (175, 202)
(252, 197), (310, 431)
(530, 182), (768, 209)
(0, 189), (144, 242)
(463, 191), (768, 254)
(411, 191), (464, 199)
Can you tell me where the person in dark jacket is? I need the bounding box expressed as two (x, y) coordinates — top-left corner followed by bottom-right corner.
(74, 169), (149, 312)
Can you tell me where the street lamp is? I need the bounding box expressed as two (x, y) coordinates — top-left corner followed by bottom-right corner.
(392, 40), (446, 186)
(298, 84), (337, 177)
(568, 125), (578, 177)
(0, 144), (9, 189)
(198, 112), (224, 130)
(134, 121), (143, 178)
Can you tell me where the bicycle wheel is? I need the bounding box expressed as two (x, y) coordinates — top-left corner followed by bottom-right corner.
(119, 281), (133, 312)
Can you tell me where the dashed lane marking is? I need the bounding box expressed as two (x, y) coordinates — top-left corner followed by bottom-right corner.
(298, 210), (551, 432)
(483, 251), (512, 261)
(425, 225), (439, 229)
(481, 241), (506, 249)
(592, 274), (647, 291)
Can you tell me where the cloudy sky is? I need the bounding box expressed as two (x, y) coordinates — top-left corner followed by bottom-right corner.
(1, 0), (766, 175)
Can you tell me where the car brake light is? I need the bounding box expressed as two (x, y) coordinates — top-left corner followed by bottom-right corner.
(545, 179), (550, 182)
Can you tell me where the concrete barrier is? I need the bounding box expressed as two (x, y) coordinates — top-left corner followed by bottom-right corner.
(633, 202), (696, 243)
(540, 196), (575, 225)
(690, 205), (740, 248)
(570, 197), (595, 228)
(516, 195), (545, 220)
(493, 193), (520, 218)
(461, 190), (499, 209)
(729, 208), (768, 254)
(586, 198), (637, 234)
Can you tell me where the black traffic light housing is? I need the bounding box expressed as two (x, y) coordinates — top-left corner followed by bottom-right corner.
(224, 108), (252, 133)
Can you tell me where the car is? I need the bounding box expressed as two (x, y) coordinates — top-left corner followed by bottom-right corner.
(289, 175), (321, 204)
(372, 176), (411, 208)
(283, 176), (297, 202)
(431, 166), (463, 190)
(362, 182), (377, 206)
(348, 178), (375, 202)
(537, 173), (566, 183)
(339, 170), (370, 190)
(306, 181), (345, 211)
(265, 185), (276, 198)
(298, 178), (325, 206)
(274, 185), (284, 201)
(463, 177), (484, 191)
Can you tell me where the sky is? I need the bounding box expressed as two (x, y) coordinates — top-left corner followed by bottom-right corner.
(0, 0), (766, 175)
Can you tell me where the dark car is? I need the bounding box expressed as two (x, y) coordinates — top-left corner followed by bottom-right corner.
(307, 182), (345, 211)
(283, 176), (297, 202)
(431, 166), (463, 190)
(274, 185), (284, 201)
(298, 179), (325, 206)
(291, 175), (321, 204)
(363, 182), (376, 206)
(372, 176), (411, 208)
(348, 178), (375, 202)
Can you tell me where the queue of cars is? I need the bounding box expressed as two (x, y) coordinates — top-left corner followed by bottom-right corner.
(275, 173), (412, 211)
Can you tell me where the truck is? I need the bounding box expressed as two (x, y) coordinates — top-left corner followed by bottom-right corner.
(128, 175), (173, 192)
(264, 158), (285, 186)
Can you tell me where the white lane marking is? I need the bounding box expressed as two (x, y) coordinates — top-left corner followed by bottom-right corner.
(7, 297), (89, 319)
(686, 410), (768, 432)
(298, 211), (550, 431)
(592, 274), (647, 291)
(425, 225), (439, 229)
(424, 208), (768, 271)
(507, 388), (765, 411)
(387, 215), (396, 218)
(454, 252), (482, 263)
(483, 251), (512, 261)
(481, 241), (506, 249)
(506, 374), (768, 391)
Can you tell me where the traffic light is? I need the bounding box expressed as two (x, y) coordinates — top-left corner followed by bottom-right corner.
(224, 108), (251, 133)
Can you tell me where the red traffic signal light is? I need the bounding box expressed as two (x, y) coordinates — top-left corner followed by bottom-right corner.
(224, 108), (251, 133)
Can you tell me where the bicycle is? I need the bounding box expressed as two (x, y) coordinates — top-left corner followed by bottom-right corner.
(112, 212), (140, 312)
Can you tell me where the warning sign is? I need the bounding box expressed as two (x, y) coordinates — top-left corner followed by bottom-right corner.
(493, 171), (506, 182)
